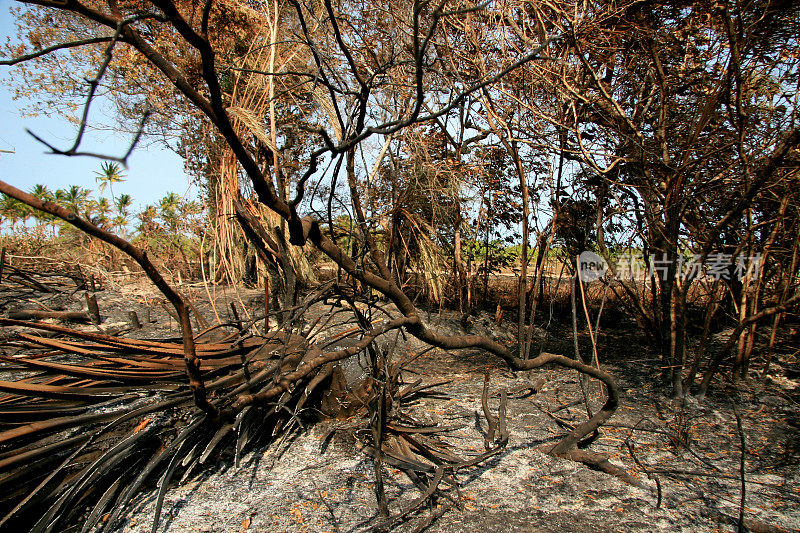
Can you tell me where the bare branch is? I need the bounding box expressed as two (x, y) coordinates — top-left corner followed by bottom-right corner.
(0, 36), (114, 65)
(22, 13), (158, 165)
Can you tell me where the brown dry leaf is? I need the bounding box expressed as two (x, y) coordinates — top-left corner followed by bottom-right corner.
(133, 418), (151, 434)
(290, 507), (305, 524)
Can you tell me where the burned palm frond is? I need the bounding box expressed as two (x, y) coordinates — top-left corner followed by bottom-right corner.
(0, 310), (309, 531)
(1, 265), (63, 294)
(0, 255), (97, 294)
(0, 281), (446, 533)
(308, 296), (511, 532)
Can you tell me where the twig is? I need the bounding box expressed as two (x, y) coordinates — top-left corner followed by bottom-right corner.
(577, 255), (605, 403)
(571, 270), (592, 419)
(481, 370), (497, 449)
(0, 36), (115, 65)
(625, 441), (662, 508)
(24, 14), (156, 165)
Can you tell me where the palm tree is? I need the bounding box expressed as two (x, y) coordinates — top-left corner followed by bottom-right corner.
(116, 194), (132, 218)
(54, 186), (90, 237)
(159, 192), (181, 234)
(30, 184), (53, 202)
(30, 184), (54, 235)
(94, 162), (126, 200)
(56, 185), (90, 214)
(0, 194), (24, 233)
(16, 197), (31, 234)
(113, 193), (133, 233)
(178, 198), (203, 237)
(94, 197), (111, 228)
(136, 204), (160, 239)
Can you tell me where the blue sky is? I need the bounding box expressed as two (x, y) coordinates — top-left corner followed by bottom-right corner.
(0, 0), (196, 211)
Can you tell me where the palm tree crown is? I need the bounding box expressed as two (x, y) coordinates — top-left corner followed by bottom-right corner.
(94, 162), (126, 200)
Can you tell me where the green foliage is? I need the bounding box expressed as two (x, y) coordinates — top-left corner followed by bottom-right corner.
(93, 162), (126, 199)
(132, 193), (205, 269)
(463, 239), (516, 274)
(1, 179), (204, 274)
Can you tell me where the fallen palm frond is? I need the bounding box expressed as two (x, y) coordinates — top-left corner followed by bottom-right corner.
(0, 314), (317, 533)
(355, 373), (509, 532)
(1, 276), (506, 533)
(0, 259), (89, 296)
(0, 269), (335, 533)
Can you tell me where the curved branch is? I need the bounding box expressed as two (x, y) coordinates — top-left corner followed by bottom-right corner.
(0, 36), (114, 65)
(303, 224), (618, 453)
(19, 12), (158, 163)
